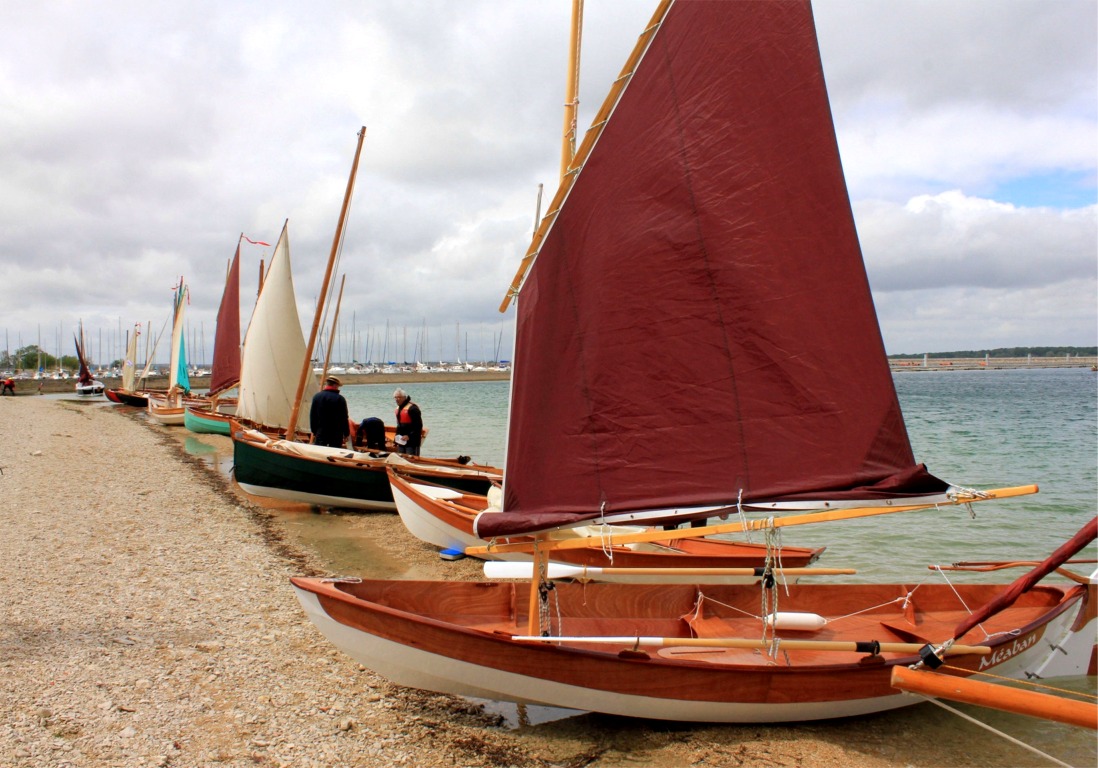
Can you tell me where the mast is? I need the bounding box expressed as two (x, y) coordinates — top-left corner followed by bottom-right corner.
(286, 127), (366, 438)
(319, 275), (346, 378)
(560, 0), (584, 182)
(501, 0), (672, 312)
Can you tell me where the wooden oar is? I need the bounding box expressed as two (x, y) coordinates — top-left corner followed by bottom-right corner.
(511, 635), (991, 656)
(484, 562), (856, 581)
(468, 485), (1039, 556)
(891, 666), (1097, 730)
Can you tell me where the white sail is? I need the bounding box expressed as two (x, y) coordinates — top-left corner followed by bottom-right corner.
(236, 224), (318, 430)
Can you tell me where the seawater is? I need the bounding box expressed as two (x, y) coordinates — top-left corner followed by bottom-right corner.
(344, 368), (1097, 581)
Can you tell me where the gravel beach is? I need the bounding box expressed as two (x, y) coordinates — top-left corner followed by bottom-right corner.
(0, 396), (1088, 767)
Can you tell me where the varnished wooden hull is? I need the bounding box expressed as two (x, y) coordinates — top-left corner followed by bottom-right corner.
(291, 576), (1094, 723)
(388, 467), (824, 575)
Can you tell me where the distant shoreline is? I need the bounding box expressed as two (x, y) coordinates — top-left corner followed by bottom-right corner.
(888, 356), (1097, 372)
(10, 369), (511, 395)
(10, 358), (1096, 396)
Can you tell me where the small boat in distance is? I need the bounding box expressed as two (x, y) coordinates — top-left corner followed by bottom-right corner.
(146, 279), (191, 426)
(185, 238), (244, 435)
(74, 321), (104, 396)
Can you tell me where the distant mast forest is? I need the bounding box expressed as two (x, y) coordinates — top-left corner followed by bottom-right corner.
(889, 346), (1096, 359)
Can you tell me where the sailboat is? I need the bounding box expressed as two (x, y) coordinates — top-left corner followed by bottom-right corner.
(73, 321), (104, 396)
(185, 241), (244, 435)
(146, 279), (192, 425)
(290, 0), (1093, 721)
(387, 466), (826, 577)
(105, 324), (145, 405)
(231, 129), (499, 510)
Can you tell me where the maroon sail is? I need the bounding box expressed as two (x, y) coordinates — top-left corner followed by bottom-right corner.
(483, 0), (946, 539)
(208, 244), (242, 397)
(74, 334), (94, 385)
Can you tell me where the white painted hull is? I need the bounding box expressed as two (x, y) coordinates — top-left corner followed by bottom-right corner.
(235, 481), (395, 512)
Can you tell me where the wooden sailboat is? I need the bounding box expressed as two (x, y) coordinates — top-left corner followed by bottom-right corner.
(105, 324), (144, 404)
(73, 321), (104, 396)
(185, 241), (244, 435)
(231, 129), (499, 510)
(292, 516), (1097, 723)
(106, 320), (170, 406)
(146, 279), (191, 425)
(388, 465), (825, 576)
(291, 0), (1092, 721)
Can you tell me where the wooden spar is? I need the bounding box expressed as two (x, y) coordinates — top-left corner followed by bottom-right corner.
(891, 666), (1098, 730)
(319, 274), (346, 381)
(559, 0), (583, 182)
(500, 0), (672, 312)
(526, 538), (551, 637)
(934, 561), (1093, 584)
(484, 562), (856, 580)
(287, 127), (366, 438)
(511, 636), (992, 656)
(467, 485), (1040, 556)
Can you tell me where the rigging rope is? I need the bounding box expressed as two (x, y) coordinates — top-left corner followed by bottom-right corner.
(911, 695), (1074, 768)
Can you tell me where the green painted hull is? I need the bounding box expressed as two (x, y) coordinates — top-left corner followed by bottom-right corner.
(184, 408), (233, 435)
(232, 436), (494, 511)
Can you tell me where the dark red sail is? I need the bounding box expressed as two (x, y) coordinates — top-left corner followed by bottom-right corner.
(208, 244), (242, 397)
(483, 0), (946, 539)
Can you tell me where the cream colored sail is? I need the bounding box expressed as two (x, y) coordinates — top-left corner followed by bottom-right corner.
(121, 324), (139, 391)
(236, 223), (318, 430)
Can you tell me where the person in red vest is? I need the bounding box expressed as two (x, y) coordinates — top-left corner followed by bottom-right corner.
(1, 377), (15, 395)
(392, 388), (423, 455)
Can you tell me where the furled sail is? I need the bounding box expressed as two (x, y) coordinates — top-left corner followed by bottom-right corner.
(74, 328), (94, 385)
(167, 279), (190, 393)
(485, 0), (946, 538)
(120, 324), (139, 392)
(236, 223), (318, 430)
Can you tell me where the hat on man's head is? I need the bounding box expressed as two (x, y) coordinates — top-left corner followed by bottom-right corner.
(325, 375), (342, 387)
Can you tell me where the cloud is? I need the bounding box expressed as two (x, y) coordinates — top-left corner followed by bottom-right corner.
(0, 0), (1094, 367)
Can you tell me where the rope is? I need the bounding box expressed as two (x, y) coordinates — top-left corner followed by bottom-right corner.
(735, 489), (752, 542)
(928, 564), (983, 635)
(911, 695), (1074, 768)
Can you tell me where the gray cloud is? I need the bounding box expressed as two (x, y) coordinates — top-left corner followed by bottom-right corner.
(0, 0), (1094, 366)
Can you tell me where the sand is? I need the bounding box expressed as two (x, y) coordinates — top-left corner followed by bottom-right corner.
(0, 396), (1088, 767)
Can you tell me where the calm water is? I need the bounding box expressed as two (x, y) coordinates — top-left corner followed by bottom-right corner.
(344, 369), (1097, 581)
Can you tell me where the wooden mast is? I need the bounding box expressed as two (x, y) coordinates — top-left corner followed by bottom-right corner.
(559, 0), (583, 182)
(320, 274), (346, 380)
(286, 127), (366, 439)
(500, 0), (672, 312)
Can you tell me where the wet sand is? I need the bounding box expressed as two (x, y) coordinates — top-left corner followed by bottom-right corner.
(0, 396), (1091, 767)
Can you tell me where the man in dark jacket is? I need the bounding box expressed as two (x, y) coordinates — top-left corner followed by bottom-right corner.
(392, 388), (423, 455)
(310, 375), (349, 448)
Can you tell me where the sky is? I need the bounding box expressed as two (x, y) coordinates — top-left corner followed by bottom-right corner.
(0, 0), (1094, 367)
